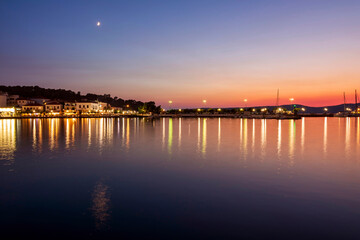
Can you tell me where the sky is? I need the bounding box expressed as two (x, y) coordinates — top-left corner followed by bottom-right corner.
(1, 0), (360, 108)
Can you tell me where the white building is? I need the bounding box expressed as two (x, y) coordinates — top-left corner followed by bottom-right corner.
(44, 101), (63, 112)
(75, 102), (100, 112)
(64, 101), (76, 111)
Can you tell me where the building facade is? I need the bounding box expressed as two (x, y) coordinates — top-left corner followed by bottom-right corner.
(22, 103), (44, 113)
(44, 101), (63, 112)
(17, 98), (35, 107)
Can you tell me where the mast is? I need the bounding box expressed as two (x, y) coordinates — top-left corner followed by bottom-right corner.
(356, 89), (358, 113)
(343, 92), (346, 113)
(276, 89), (279, 107)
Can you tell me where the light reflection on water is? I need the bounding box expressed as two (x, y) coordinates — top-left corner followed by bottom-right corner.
(1, 117), (360, 238)
(2, 117), (360, 164)
(91, 179), (111, 230)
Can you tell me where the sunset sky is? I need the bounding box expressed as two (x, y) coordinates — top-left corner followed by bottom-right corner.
(1, 0), (360, 108)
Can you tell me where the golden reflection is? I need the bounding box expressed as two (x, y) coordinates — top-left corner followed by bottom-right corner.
(243, 119), (248, 159)
(107, 118), (113, 146)
(345, 117), (350, 158)
(32, 119), (37, 151)
(0, 119), (16, 165)
(122, 118), (125, 147)
(261, 119), (266, 158)
(162, 118), (165, 150)
(65, 119), (70, 150)
(126, 118), (130, 150)
(178, 118), (182, 148)
(49, 118), (59, 151)
(218, 118), (221, 151)
(38, 119), (43, 152)
(289, 120), (296, 162)
(65, 119), (75, 150)
(197, 118), (201, 152)
(301, 118), (305, 154)
(168, 118), (173, 154)
(133, 118), (136, 136)
(323, 117), (328, 156)
(202, 118), (207, 156)
(99, 118), (104, 152)
(277, 120), (281, 158)
(357, 118), (360, 147)
(252, 119), (255, 155)
(88, 119), (92, 149)
(91, 180), (111, 230)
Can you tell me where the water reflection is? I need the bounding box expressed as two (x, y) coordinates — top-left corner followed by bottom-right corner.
(356, 117), (360, 147)
(261, 119), (266, 159)
(218, 118), (221, 151)
(288, 120), (296, 164)
(168, 118), (173, 155)
(323, 117), (328, 156)
(202, 118), (207, 157)
(252, 119), (255, 155)
(301, 118), (305, 154)
(243, 119), (248, 159)
(197, 118), (201, 152)
(277, 120), (281, 158)
(1, 117), (360, 167)
(178, 118), (182, 148)
(0, 120), (16, 165)
(345, 117), (351, 158)
(91, 180), (111, 230)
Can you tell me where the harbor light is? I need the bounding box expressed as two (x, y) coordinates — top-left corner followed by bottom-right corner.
(346, 108), (352, 111)
(197, 108), (201, 112)
(217, 108), (221, 111)
(178, 109), (182, 112)
(324, 108), (328, 112)
(202, 100), (207, 103)
(301, 108), (306, 111)
(168, 100), (173, 104)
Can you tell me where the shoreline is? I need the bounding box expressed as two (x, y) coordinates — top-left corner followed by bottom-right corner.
(0, 113), (344, 120)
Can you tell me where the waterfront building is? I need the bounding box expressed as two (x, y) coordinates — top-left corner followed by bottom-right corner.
(75, 101), (100, 112)
(44, 101), (63, 113)
(64, 101), (76, 111)
(17, 98), (35, 107)
(22, 103), (44, 114)
(7, 95), (19, 106)
(0, 107), (15, 117)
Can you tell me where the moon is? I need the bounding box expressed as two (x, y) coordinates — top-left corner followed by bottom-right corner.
(96, 21), (101, 27)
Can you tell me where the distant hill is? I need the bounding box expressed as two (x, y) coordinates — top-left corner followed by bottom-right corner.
(249, 104), (358, 114)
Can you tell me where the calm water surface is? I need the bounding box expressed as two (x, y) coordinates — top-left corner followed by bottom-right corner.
(1, 117), (360, 239)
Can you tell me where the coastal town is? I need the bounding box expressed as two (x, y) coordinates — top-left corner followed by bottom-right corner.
(1, 87), (359, 119)
(0, 92), (138, 118)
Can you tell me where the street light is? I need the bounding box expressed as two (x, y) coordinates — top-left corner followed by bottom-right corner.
(202, 100), (207, 112)
(289, 98), (295, 112)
